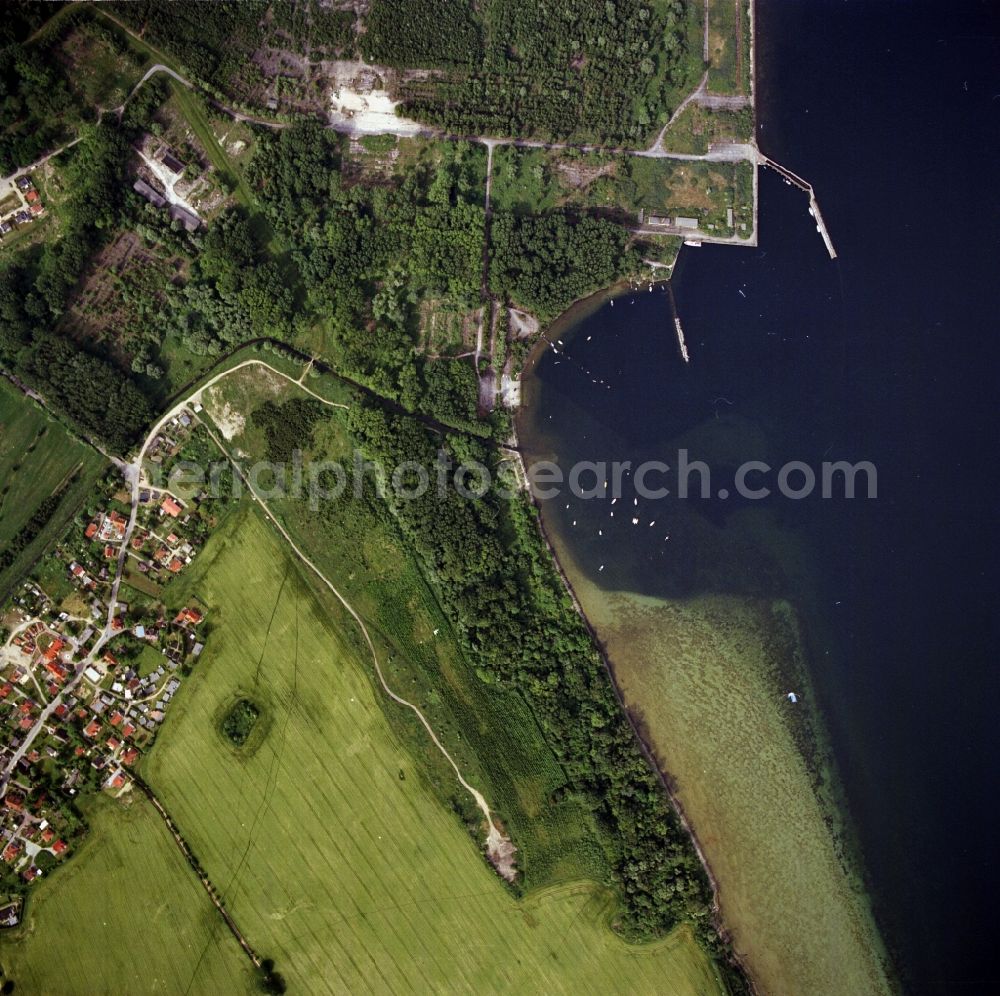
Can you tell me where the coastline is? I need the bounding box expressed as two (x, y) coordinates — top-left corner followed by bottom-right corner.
(509, 340), (750, 984)
(513, 295), (894, 994)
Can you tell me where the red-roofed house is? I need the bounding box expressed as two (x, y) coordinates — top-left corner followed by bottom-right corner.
(121, 747), (139, 766)
(110, 712), (123, 727)
(52, 839), (67, 855)
(83, 720), (101, 738)
(84, 522), (98, 539)
(161, 497), (182, 518)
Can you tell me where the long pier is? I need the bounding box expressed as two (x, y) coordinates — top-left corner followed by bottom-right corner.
(760, 155), (837, 259)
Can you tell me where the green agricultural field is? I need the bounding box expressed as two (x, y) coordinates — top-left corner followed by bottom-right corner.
(0, 793), (256, 995)
(199, 368), (614, 891)
(0, 379), (106, 598)
(141, 505), (725, 994)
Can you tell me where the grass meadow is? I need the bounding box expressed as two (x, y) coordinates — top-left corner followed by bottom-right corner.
(0, 793), (255, 994)
(138, 505), (725, 994)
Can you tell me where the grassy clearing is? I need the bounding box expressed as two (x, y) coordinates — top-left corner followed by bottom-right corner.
(492, 148), (753, 237)
(660, 104), (754, 155)
(559, 554), (893, 996)
(0, 792), (255, 995)
(47, 21), (145, 111)
(706, 0), (750, 96)
(143, 504), (724, 994)
(0, 380), (106, 598)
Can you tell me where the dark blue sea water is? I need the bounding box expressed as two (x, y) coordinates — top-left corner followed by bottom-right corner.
(521, 2), (1000, 992)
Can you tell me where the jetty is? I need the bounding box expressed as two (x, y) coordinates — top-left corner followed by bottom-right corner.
(675, 317), (690, 363)
(759, 155), (837, 259)
(666, 284), (691, 363)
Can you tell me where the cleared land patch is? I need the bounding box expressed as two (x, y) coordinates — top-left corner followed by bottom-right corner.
(142, 505), (725, 994)
(491, 148), (754, 239)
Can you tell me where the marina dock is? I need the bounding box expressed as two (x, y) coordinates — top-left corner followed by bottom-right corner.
(760, 156), (838, 259)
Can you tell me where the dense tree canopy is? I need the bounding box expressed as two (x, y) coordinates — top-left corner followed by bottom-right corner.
(491, 211), (635, 320)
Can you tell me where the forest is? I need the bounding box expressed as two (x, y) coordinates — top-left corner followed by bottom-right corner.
(491, 211), (636, 321)
(0, 111), (156, 449)
(109, 0), (355, 97)
(246, 124), (485, 425)
(377, 0), (698, 144)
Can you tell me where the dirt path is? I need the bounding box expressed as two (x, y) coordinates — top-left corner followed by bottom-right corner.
(201, 421), (515, 877)
(151, 360), (517, 878)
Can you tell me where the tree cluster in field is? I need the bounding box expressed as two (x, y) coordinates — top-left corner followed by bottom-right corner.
(251, 397), (327, 462)
(369, 0), (694, 144)
(221, 698), (260, 748)
(345, 402), (716, 940)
